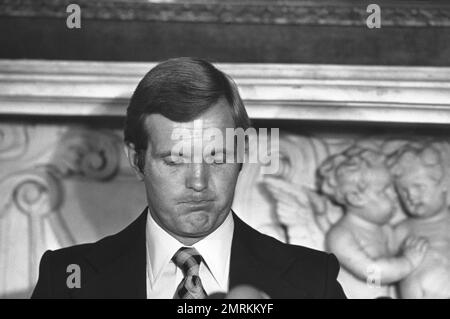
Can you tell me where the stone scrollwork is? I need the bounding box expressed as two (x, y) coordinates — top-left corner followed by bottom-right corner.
(0, 126), (122, 297)
(0, 125), (28, 161)
(52, 129), (122, 181)
(0, 165), (74, 295)
(10, 167), (62, 218)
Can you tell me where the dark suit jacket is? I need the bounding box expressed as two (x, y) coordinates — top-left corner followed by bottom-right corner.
(31, 208), (346, 299)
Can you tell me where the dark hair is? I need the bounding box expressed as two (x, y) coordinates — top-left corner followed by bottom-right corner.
(124, 57), (251, 169)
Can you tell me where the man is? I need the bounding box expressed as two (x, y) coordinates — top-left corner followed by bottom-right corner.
(31, 57), (346, 299)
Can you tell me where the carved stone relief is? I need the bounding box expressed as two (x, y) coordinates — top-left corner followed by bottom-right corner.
(259, 133), (450, 299)
(0, 124), (135, 298)
(1, 122), (450, 298)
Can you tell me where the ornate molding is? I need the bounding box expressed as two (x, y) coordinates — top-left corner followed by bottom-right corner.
(261, 136), (450, 298)
(0, 0), (449, 27)
(0, 166), (63, 218)
(0, 165), (74, 287)
(12, 167), (63, 217)
(0, 125), (28, 161)
(52, 129), (122, 181)
(2, 59), (450, 124)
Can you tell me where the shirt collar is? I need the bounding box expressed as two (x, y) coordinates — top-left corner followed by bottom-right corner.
(194, 212), (234, 289)
(146, 208), (234, 290)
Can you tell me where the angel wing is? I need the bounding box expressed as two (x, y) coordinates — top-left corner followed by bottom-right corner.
(262, 176), (327, 249)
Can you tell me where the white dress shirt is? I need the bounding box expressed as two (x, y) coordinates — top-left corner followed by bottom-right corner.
(145, 209), (234, 299)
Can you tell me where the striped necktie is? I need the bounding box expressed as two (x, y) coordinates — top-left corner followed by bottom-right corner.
(172, 247), (207, 299)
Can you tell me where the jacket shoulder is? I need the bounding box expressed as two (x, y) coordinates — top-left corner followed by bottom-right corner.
(43, 209), (147, 267)
(238, 219), (345, 298)
(31, 226), (132, 299)
(239, 216), (330, 264)
(44, 233), (116, 263)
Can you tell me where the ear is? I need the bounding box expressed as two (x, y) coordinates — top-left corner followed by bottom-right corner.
(124, 143), (145, 181)
(345, 191), (366, 207)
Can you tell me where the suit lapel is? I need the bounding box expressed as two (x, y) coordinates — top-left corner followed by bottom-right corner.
(229, 213), (307, 299)
(70, 209), (306, 298)
(73, 208), (148, 299)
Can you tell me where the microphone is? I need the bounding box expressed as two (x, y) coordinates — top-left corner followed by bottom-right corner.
(225, 285), (270, 299)
(207, 292), (226, 299)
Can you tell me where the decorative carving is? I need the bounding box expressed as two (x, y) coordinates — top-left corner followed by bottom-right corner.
(0, 125), (28, 161)
(0, 125), (128, 298)
(11, 167), (62, 217)
(387, 141), (450, 299)
(2, 120), (450, 298)
(52, 129), (121, 181)
(0, 125), (126, 298)
(233, 132), (330, 244)
(2, 60), (450, 124)
(318, 146), (430, 298)
(262, 134), (329, 249)
(0, 165), (74, 294)
(264, 138), (450, 298)
(1, 0), (449, 27)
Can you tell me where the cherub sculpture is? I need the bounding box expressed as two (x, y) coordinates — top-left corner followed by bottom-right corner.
(388, 142), (450, 298)
(264, 146), (428, 298)
(317, 146), (428, 297)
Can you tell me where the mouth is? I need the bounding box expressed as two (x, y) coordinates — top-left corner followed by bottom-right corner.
(408, 202), (422, 211)
(179, 200), (214, 210)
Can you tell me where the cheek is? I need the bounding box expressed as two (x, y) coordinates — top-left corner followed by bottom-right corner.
(431, 191), (446, 207)
(419, 187), (436, 204)
(384, 197), (393, 208)
(399, 190), (410, 203)
(211, 166), (240, 195)
(144, 165), (184, 196)
(380, 198), (393, 213)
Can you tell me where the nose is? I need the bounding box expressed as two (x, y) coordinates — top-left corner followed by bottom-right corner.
(185, 163), (209, 192)
(404, 188), (419, 204)
(386, 186), (396, 200)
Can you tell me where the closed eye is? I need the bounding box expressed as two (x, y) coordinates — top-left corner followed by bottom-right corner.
(163, 156), (185, 166)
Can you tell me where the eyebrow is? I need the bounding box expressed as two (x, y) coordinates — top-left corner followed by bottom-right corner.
(155, 150), (174, 158)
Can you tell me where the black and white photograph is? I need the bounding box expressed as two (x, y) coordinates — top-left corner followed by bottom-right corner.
(0, 0), (450, 301)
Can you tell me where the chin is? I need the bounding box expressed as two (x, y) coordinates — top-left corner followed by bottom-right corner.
(381, 215), (393, 224)
(409, 209), (431, 218)
(182, 213), (212, 230)
(180, 225), (215, 238)
(184, 209), (212, 221)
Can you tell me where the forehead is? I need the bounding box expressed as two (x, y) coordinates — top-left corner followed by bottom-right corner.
(397, 166), (437, 184)
(365, 168), (391, 186)
(144, 99), (236, 152)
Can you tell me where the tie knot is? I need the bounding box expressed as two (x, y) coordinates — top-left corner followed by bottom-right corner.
(172, 247), (202, 276)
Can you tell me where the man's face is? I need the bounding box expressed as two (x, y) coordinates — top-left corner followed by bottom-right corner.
(128, 100), (241, 243)
(395, 166), (447, 218)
